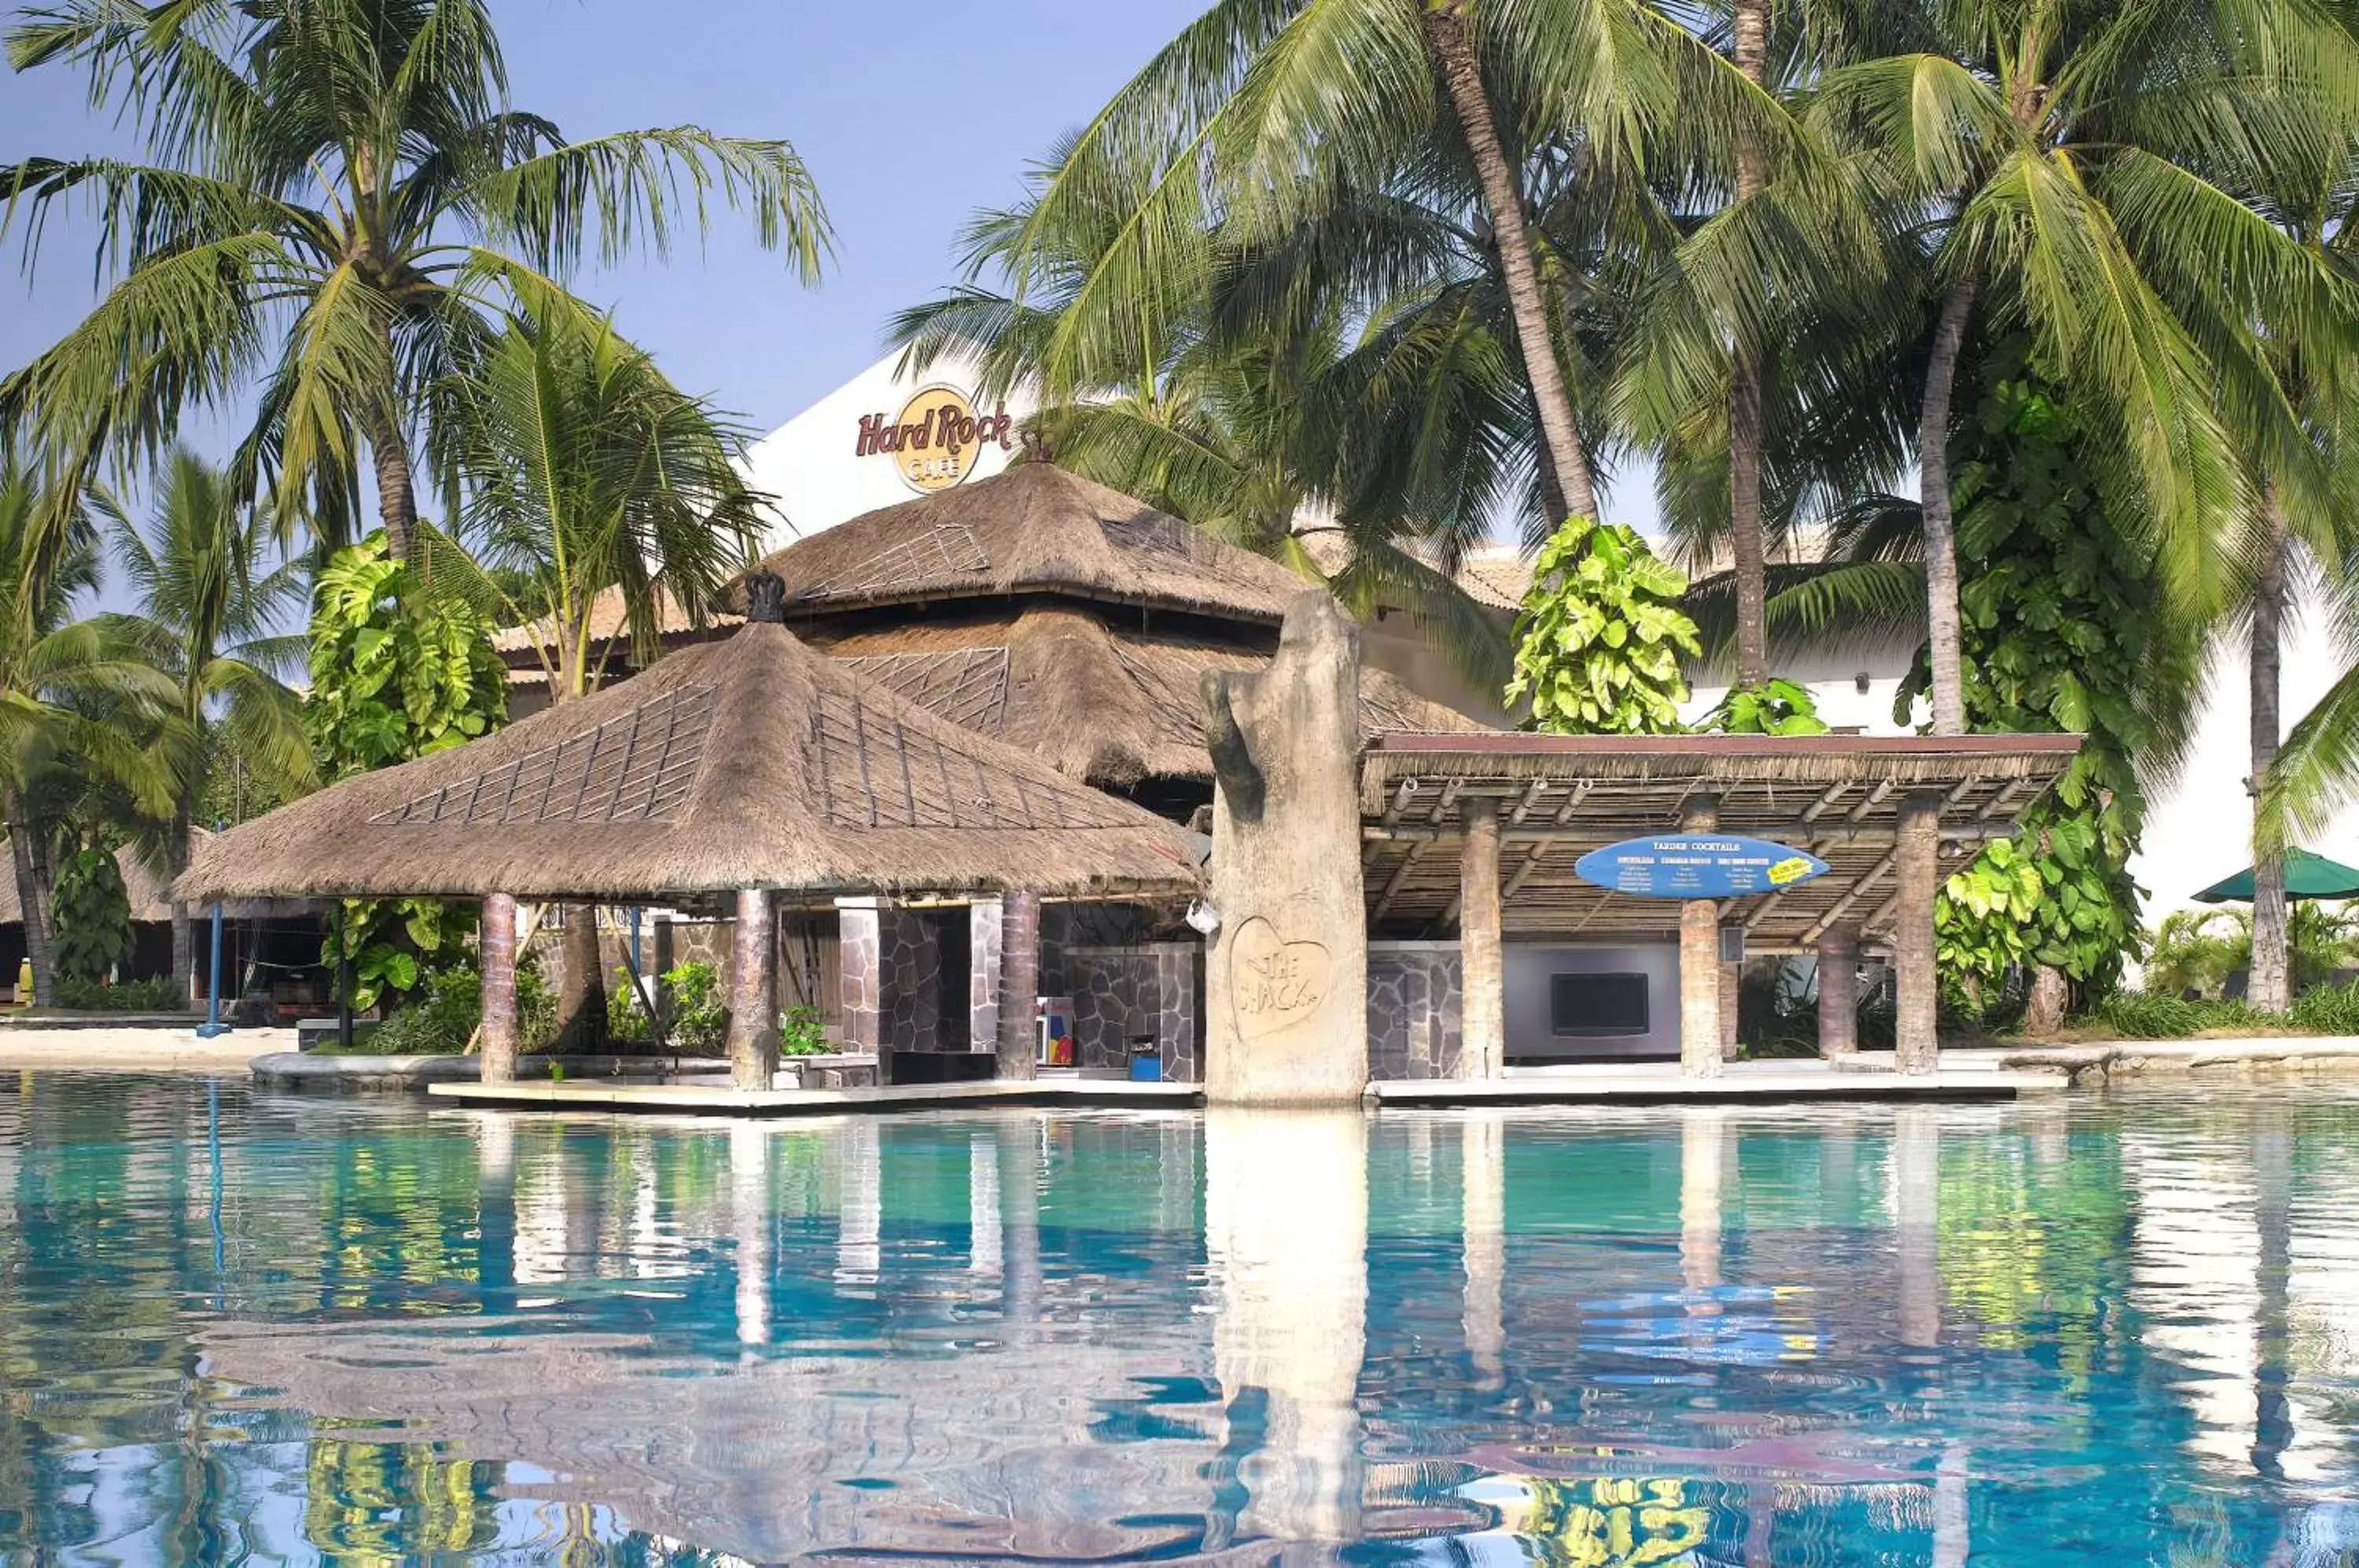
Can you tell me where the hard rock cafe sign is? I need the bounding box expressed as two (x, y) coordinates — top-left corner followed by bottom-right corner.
(852, 384), (1014, 494)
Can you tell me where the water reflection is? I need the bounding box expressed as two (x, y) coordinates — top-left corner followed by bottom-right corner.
(3, 1077), (2359, 1562)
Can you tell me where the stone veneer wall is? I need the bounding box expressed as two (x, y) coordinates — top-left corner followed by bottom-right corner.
(1064, 943), (1204, 1082)
(1367, 942), (1463, 1081)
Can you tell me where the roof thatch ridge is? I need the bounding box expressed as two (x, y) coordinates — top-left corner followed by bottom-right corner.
(175, 621), (1203, 904)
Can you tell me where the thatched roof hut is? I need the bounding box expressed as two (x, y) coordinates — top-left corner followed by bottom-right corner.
(174, 618), (1205, 906)
(0, 833), (312, 925)
(745, 462), (1305, 624)
(819, 605), (1483, 791)
(734, 465), (1491, 801)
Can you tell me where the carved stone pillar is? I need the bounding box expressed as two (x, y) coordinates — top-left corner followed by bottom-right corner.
(1201, 593), (1367, 1105)
(1459, 797), (1504, 1080)
(995, 891), (1040, 1080)
(1817, 924), (1860, 1058)
(1894, 790), (1943, 1075)
(1677, 797), (1723, 1079)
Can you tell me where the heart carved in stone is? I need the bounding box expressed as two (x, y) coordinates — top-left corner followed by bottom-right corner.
(1228, 917), (1331, 1038)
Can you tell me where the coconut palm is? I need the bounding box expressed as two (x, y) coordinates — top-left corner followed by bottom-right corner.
(427, 302), (770, 1048)
(984, 0), (1776, 536)
(1, 0), (826, 561)
(1779, 0), (2359, 734)
(105, 450), (315, 1007)
(0, 471), (190, 1003)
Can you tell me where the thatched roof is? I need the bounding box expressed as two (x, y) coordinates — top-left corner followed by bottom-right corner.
(742, 462), (1308, 624)
(491, 585), (733, 656)
(0, 833), (312, 925)
(815, 606), (1489, 788)
(174, 620), (1205, 905)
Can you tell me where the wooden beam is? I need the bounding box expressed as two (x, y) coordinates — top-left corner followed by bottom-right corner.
(1502, 841), (1553, 900)
(1382, 777), (1419, 826)
(1553, 781), (1593, 823)
(1843, 778), (1897, 824)
(1802, 851), (1897, 943)
(1427, 778), (1463, 826)
(1509, 777), (1549, 824)
(1372, 842), (1426, 921)
(1801, 782), (1853, 823)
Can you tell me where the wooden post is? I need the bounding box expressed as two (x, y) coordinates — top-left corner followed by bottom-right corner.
(1460, 797), (1505, 1080)
(480, 892), (518, 1085)
(996, 891), (1040, 1080)
(1719, 953), (1742, 1062)
(728, 888), (778, 1091)
(1817, 924), (1859, 1058)
(1895, 790), (1942, 1075)
(1678, 797), (1722, 1079)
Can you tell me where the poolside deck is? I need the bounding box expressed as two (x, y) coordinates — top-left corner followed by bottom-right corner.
(427, 1055), (2066, 1116)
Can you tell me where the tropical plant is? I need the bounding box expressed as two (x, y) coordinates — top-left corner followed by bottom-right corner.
(305, 533), (506, 1014)
(1702, 677), (1826, 736)
(661, 959), (725, 1055)
(106, 449), (313, 1004)
(47, 841), (131, 987)
(1787, 1), (2359, 735)
(0, 470), (189, 1003)
(424, 302), (767, 1048)
(1507, 516), (1700, 734)
(1, 0), (826, 561)
(780, 1003), (828, 1057)
(2144, 905), (2359, 1001)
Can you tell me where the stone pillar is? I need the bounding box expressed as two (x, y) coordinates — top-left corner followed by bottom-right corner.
(1459, 797), (1504, 1080)
(727, 888), (778, 1091)
(652, 912), (675, 1033)
(480, 892), (518, 1085)
(995, 891), (1040, 1080)
(1895, 789), (1943, 1075)
(1202, 592), (1367, 1105)
(1817, 924), (1860, 1058)
(837, 897), (881, 1053)
(1676, 797), (1722, 1080)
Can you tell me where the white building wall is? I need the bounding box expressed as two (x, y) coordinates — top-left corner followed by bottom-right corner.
(737, 349), (1036, 554)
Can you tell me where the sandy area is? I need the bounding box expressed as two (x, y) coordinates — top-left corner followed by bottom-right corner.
(0, 1025), (293, 1073)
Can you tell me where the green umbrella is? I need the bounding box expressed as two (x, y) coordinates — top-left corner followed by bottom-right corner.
(2192, 847), (2359, 904)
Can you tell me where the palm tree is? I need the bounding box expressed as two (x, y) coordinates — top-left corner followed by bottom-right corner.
(0, 472), (189, 1004)
(1790, 1), (2359, 734)
(106, 450), (315, 1007)
(1, 0), (827, 561)
(430, 303), (769, 1048)
(985, 0), (1772, 538)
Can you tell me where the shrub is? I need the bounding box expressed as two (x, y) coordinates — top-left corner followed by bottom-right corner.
(606, 966), (655, 1045)
(663, 960), (726, 1053)
(51, 846), (134, 986)
(1703, 678), (1830, 737)
(366, 965), (482, 1055)
(781, 1003), (827, 1056)
(53, 974), (182, 1011)
(2089, 989), (2201, 1040)
(1506, 516), (1700, 734)
(2291, 980), (2359, 1035)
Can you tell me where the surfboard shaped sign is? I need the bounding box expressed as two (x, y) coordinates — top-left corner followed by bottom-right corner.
(1574, 834), (1829, 900)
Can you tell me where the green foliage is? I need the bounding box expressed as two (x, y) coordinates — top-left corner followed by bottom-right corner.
(49, 845), (133, 986)
(366, 966), (485, 1056)
(606, 968), (656, 1045)
(1912, 341), (2154, 1004)
(305, 535), (507, 1013)
(2291, 979), (2359, 1034)
(661, 961), (727, 1054)
(1507, 517), (1701, 734)
(53, 974), (180, 1011)
(1704, 678), (1829, 736)
(2088, 989), (2206, 1039)
(2145, 905), (2359, 999)
(781, 1004), (828, 1057)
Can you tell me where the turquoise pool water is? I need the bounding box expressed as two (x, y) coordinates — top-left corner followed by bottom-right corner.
(4, 1075), (2358, 1564)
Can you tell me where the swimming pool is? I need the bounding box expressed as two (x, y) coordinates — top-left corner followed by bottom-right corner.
(2, 1073), (2356, 1564)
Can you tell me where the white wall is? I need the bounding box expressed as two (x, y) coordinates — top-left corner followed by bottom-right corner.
(736, 349), (1037, 554)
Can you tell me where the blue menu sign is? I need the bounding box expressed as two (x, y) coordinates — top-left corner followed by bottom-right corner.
(1574, 834), (1829, 900)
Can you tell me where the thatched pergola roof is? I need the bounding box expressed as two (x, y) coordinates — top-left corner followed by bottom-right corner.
(0, 833), (312, 924)
(743, 462), (1307, 624)
(1358, 731), (2081, 950)
(814, 605), (1485, 789)
(174, 620), (1205, 906)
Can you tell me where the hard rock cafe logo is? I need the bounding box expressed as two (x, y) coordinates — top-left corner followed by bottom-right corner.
(853, 384), (1014, 493)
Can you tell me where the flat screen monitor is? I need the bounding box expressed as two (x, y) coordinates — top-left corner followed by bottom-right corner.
(1551, 971), (1650, 1037)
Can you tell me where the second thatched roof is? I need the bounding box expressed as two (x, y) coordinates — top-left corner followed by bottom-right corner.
(815, 605), (1489, 789)
(742, 462), (1310, 624)
(175, 620), (1205, 905)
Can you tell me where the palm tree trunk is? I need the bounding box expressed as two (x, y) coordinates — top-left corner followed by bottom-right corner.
(1727, 0), (1771, 690)
(2250, 491), (2291, 1014)
(1421, 2), (1597, 525)
(370, 316), (418, 562)
(7, 805), (56, 1007)
(168, 811), (196, 1010)
(1918, 276), (1979, 735)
